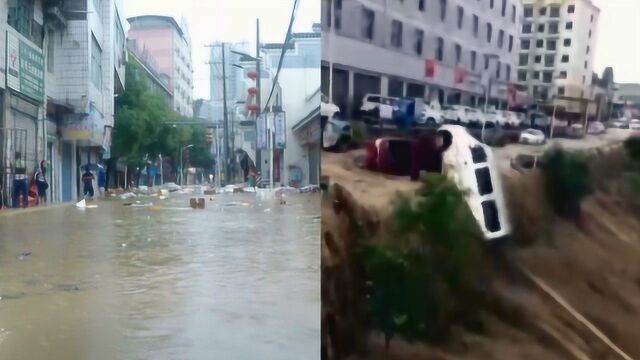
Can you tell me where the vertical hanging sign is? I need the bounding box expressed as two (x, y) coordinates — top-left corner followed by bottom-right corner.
(274, 112), (286, 149)
(256, 112), (268, 150)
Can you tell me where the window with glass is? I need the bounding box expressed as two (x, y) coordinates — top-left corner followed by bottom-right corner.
(584, 61), (588, 69)
(335, 0), (342, 29)
(518, 70), (527, 81)
(549, 22), (559, 34)
(524, 6), (533, 18)
(455, 43), (462, 64)
(519, 54), (528, 66)
(487, 23), (492, 43)
(564, 38), (571, 47)
(566, 21), (573, 30)
(501, 0), (506, 17)
(414, 29), (424, 55)
(536, 39), (543, 48)
(521, 39), (530, 50)
(559, 71), (567, 79)
(457, 6), (464, 29)
(496, 62), (501, 78)
(91, 35), (103, 89)
(498, 30), (504, 48)
(490, 0), (494, 9)
(512, 5), (516, 23)
(440, 0), (447, 21)
(550, 6), (560, 17)
(7, 0), (39, 46)
(473, 15), (479, 37)
(391, 20), (403, 48)
(558, 87), (565, 96)
(568, 4), (575, 13)
(539, 7), (546, 16)
(547, 39), (556, 51)
(535, 55), (541, 63)
(543, 72), (552, 83)
(436, 37), (444, 61)
(586, 45), (590, 54)
(545, 54), (555, 67)
(361, 8), (375, 40)
(47, 30), (54, 73)
(522, 23), (532, 33)
(485, 55), (490, 69)
(561, 54), (569, 62)
(419, 0), (425, 11)
(538, 24), (545, 33)
(506, 64), (511, 81)
(533, 71), (540, 79)
(508, 35), (513, 52)
(471, 51), (477, 70)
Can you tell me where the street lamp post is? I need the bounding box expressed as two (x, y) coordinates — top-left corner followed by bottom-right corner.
(480, 54), (500, 143)
(179, 144), (194, 185)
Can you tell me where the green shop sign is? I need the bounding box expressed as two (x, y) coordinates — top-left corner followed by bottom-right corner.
(6, 31), (44, 102)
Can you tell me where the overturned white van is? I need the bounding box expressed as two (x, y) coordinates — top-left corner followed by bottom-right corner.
(437, 125), (512, 242)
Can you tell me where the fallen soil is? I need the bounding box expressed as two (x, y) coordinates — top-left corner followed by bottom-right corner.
(322, 148), (640, 360)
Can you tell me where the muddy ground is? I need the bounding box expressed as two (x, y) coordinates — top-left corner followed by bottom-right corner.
(322, 150), (640, 360)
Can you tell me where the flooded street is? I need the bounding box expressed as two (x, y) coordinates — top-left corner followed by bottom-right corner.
(0, 192), (320, 360)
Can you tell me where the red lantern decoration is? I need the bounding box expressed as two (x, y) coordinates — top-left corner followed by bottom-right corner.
(247, 71), (258, 80)
(247, 103), (259, 112)
(248, 87), (258, 95)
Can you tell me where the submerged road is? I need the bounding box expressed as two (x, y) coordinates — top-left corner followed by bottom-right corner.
(0, 191), (320, 360)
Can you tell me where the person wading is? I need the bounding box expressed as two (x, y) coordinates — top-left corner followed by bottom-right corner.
(82, 168), (95, 200)
(33, 160), (49, 205)
(11, 151), (28, 208)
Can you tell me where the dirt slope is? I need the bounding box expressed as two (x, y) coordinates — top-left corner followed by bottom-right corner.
(322, 149), (640, 360)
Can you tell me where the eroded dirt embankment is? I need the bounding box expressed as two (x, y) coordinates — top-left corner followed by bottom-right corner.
(321, 150), (640, 360)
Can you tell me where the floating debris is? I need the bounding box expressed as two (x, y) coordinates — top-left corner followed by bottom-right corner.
(18, 251), (32, 260)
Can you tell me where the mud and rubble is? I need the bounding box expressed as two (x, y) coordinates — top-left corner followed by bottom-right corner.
(322, 148), (640, 360)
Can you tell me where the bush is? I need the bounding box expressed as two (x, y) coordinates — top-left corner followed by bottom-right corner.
(624, 136), (640, 162)
(542, 148), (594, 219)
(361, 175), (487, 345)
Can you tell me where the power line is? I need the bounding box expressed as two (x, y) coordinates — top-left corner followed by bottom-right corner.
(263, 0), (300, 112)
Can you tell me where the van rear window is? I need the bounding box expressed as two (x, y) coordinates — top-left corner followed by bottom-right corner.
(470, 146), (487, 163)
(475, 167), (493, 195)
(481, 200), (501, 232)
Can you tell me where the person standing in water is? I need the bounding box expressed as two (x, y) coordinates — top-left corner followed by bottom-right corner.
(82, 168), (95, 200)
(11, 151), (28, 208)
(34, 160), (49, 205)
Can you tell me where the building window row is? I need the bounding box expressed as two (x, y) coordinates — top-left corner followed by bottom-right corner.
(518, 70), (570, 83)
(523, 21), (572, 34)
(524, 3), (575, 18)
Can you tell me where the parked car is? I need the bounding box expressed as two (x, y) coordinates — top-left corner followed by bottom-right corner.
(465, 107), (485, 126)
(587, 121), (606, 135)
(360, 94), (398, 123)
(437, 124), (511, 242)
(484, 110), (508, 127)
(502, 111), (524, 128)
(610, 118), (629, 129)
(418, 102), (445, 127)
(519, 128), (546, 145)
(630, 119), (640, 130)
(566, 123), (585, 139)
(529, 111), (551, 129)
(321, 100), (352, 151)
(442, 105), (472, 124)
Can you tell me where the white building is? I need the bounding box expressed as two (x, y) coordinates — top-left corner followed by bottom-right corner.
(322, 0), (522, 116)
(262, 25), (320, 187)
(517, 0), (599, 107)
(128, 15), (193, 117)
(0, 0), (126, 204)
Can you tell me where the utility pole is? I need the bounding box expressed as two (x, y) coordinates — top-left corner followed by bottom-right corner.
(255, 18), (262, 176)
(221, 43), (231, 184)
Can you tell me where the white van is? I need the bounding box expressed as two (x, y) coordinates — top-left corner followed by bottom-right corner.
(322, 99), (352, 151)
(437, 124), (512, 242)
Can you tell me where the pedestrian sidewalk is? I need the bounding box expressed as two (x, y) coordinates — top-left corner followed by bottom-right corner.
(0, 202), (74, 217)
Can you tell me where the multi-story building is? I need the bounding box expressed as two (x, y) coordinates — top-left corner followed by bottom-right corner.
(262, 24), (320, 187)
(127, 41), (173, 104)
(321, 0), (522, 116)
(517, 0), (599, 107)
(127, 15), (193, 117)
(0, 0), (126, 204)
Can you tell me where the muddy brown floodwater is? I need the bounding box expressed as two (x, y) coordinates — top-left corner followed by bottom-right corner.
(0, 192), (320, 360)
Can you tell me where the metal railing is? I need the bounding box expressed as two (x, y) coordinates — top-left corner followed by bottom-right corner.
(0, 128), (29, 207)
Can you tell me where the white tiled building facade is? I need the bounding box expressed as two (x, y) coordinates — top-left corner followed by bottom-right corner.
(0, 0), (126, 204)
(321, 0), (523, 116)
(516, 0), (599, 103)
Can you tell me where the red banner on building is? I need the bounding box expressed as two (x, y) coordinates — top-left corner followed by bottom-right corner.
(425, 59), (436, 78)
(454, 66), (466, 84)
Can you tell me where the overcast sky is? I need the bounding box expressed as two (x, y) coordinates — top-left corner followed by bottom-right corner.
(124, 0), (320, 100)
(124, 0), (639, 99)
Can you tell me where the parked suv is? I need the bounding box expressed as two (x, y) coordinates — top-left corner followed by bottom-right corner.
(360, 94), (398, 123)
(418, 102), (445, 127)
